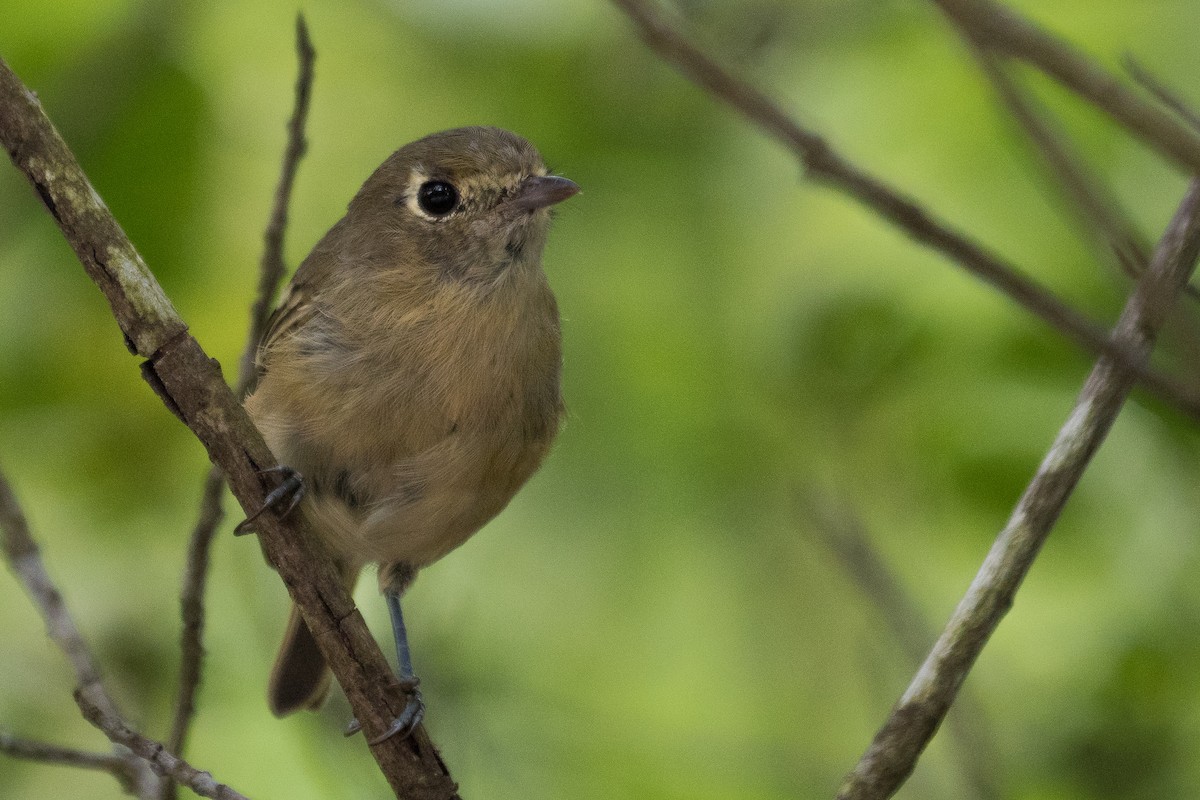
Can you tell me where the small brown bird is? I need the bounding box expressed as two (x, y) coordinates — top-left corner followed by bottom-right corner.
(241, 126), (577, 739)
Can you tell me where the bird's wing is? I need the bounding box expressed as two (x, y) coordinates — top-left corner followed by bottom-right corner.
(261, 278), (318, 353)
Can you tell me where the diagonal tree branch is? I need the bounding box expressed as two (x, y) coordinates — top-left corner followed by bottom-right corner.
(162, 19), (316, 797)
(0, 469), (113, 718)
(0, 51), (457, 800)
(608, 0), (1200, 422)
(3, 463), (246, 798)
(836, 179), (1200, 799)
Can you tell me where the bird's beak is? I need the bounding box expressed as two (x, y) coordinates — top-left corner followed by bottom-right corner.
(512, 175), (580, 212)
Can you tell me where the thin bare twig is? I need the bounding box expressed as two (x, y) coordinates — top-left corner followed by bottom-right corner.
(837, 180), (1200, 799)
(964, 42), (1200, 404)
(972, 48), (1152, 281)
(162, 19), (316, 795)
(0, 732), (140, 788)
(0, 47), (457, 798)
(802, 496), (1001, 800)
(930, 0), (1200, 175)
(162, 464), (225, 795)
(1113, 60), (1200, 374)
(76, 693), (251, 800)
(803, 497), (945, 671)
(950, 10), (1200, 339)
(1125, 58), (1200, 137)
(0, 469), (119, 721)
(237, 13), (315, 399)
(608, 0), (1200, 421)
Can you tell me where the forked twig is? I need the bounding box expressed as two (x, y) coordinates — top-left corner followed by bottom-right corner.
(77, 692), (251, 800)
(0, 466), (159, 796)
(3, 466), (241, 797)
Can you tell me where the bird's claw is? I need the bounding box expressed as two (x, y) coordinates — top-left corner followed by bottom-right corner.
(234, 465), (305, 535)
(344, 679), (424, 743)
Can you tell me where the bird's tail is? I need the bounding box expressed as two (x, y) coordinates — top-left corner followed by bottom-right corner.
(268, 602), (333, 716)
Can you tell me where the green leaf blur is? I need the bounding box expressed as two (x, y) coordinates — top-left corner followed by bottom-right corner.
(3, 1), (1200, 798)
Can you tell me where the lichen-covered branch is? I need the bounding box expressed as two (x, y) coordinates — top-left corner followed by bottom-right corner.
(836, 180), (1200, 799)
(0, 52), (457, 800)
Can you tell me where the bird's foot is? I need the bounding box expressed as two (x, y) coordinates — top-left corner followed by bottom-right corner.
(233, 465), (305, 535)
(344, 678), (424, 744)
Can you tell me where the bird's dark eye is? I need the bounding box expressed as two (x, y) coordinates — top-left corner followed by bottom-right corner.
(416, 180), (459, 216)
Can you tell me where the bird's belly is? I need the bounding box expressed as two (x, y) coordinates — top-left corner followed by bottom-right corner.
(301, 412), (555, 571)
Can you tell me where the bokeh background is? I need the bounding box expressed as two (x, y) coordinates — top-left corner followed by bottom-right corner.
(4, 1), (1200, 798)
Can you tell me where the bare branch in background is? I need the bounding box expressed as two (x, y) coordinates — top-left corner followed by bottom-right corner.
(802, 497), (938, 669)
(0, 466), (159, 797)
(0, 49), (458, 799)
(802, 496), (1001, 800)
(606, 1), (1200, 795)
(971, 48), (1153, 282)
(162, 19), (316, 797)
(163, 465), (225, 797)
(930, 0), (1200, 175)
(1, 467), (240, 799)
(76, 693), (251, 800)
(608, 0), (1200, 421)
(238, 13), (316, 399)
(956, 32), (1200, 380)
(837, 180), (1200, 798)
(1125, 58), (1200, 137)
(0, 732), (140, 790)
(0, 470), (107, 712)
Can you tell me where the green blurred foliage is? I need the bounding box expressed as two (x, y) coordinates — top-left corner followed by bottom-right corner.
(3, 1), (1200, 798)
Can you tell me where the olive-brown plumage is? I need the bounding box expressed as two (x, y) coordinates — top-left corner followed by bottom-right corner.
(244, 126), (576, 720)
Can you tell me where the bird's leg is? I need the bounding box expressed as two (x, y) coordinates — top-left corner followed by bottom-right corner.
(345, 588), (426, 743)
(380, 589), (426, 740)
(233, 465), (305, 535)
